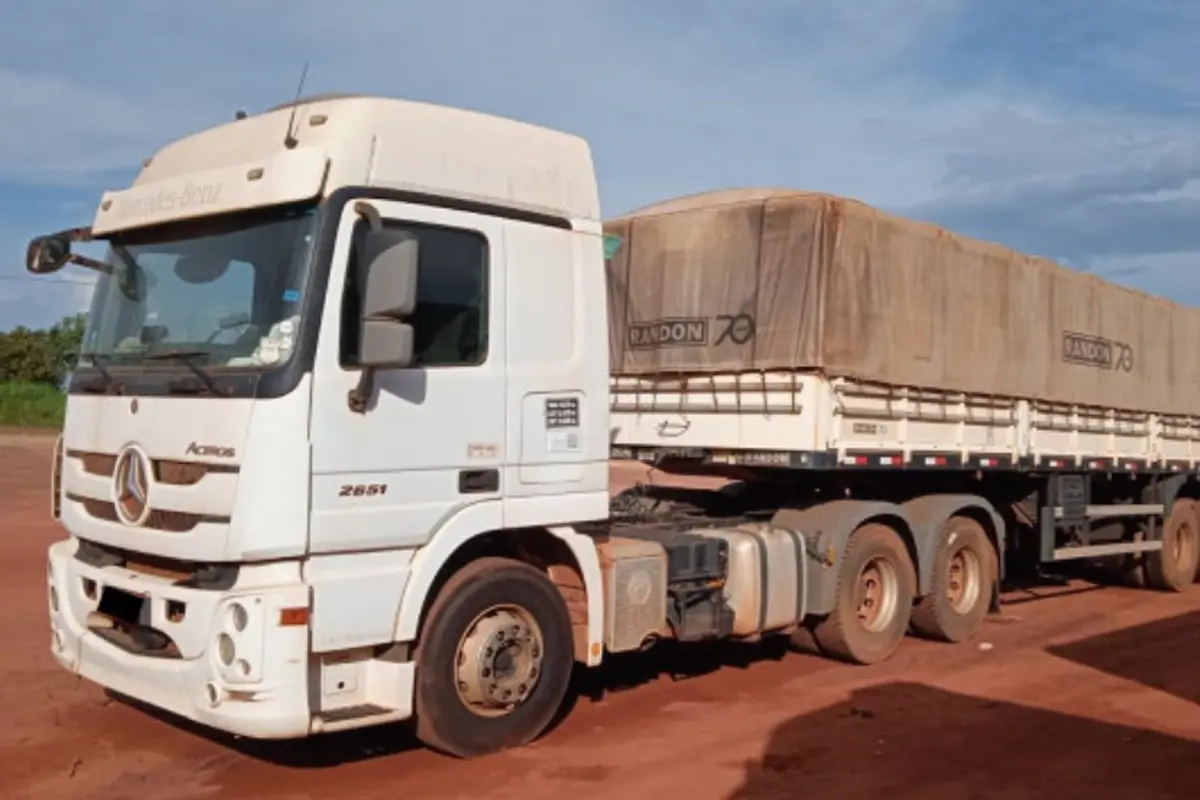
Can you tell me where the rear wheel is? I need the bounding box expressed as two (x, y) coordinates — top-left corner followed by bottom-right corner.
(1190, 502), (1200, 585)
(1146, 499), (1200, 593)
(813, 523), (915, 665)
(910, 516), (996, 643)
(414, 557), (574, 758)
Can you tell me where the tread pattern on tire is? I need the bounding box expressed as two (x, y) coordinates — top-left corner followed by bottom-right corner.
(413, 556), (574, 758)
(813, 523), (915, 666)
(1147, 499), (1200, 594)
(910, 516), (996, 644)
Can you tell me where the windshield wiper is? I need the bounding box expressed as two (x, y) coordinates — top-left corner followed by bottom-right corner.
(142, 350), (227, 396)
(76, 352), (122, 394)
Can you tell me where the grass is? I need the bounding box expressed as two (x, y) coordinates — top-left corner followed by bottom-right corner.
(0, 381), (66, 429)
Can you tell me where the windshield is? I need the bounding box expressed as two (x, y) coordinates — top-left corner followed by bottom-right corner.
(81, 204), (318, 368)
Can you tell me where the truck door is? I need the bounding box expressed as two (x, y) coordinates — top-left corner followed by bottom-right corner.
(308, 199), (507, 553)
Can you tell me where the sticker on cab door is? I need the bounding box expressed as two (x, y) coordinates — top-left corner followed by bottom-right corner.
(546, 430), (581, 453)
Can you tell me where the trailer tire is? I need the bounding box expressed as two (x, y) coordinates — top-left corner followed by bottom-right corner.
(909, 516), (995, 643)
(413, 557), (574, 758)
(1146, 500), (1200, 594)
(1191, 502), (1200, 584)
(813, 523), (915, 665)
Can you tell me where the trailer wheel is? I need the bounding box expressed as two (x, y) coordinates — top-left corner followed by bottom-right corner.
(413, 557), (574, 758)
(909, 516), (996, 643)
(1146, 500), (1200, 593)
(813, 523), (915, 665)
(1191, 502), (1200, 584)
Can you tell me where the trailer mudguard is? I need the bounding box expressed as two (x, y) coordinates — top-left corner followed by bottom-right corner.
(772, 500), (917, 617)
(901, 494), (1007, 590)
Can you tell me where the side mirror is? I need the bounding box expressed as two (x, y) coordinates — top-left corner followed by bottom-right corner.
(357, 233), (419, 369)
(26, 234), (72, 274)
(347, 230), (420, 413)
(360, 320), (414, 369)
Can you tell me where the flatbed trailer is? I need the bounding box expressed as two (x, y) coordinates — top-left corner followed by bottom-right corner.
(612, 370), (1200, 567)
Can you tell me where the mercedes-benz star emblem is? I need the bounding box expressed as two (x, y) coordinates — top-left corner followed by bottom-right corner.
(113, 445), (153, 526)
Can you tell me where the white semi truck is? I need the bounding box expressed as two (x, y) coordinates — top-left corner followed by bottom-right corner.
(27, 94), (1200, 759)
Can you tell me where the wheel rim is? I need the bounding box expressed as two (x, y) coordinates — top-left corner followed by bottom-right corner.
(945, 544), (982, 614)
(855, 556), (901, 633)
(454, 604), (545, 718)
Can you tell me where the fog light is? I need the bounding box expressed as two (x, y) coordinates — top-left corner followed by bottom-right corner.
(229, 602), (249, 633)
(217, 633), (236, 666)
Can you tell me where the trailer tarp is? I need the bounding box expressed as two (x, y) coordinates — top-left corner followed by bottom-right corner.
(604, 189), (1200, 415)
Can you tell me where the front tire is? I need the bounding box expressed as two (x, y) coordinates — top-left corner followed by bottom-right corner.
(414, 557), (574, 758)
(813, 523), (915, 665)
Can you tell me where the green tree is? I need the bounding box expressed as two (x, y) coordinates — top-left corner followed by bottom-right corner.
(0, 314), (86, 385)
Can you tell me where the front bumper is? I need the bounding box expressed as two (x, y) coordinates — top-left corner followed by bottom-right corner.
(47, 539), (312, 739)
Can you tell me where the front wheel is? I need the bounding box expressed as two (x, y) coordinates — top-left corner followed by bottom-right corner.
(414, 557), (574, 758)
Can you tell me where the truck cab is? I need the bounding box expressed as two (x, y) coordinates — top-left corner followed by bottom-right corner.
(35, 95), (612, 753)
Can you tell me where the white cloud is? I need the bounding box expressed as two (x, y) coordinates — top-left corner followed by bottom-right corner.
(2, 0), (1200, 325)
(0, 67), (156, 184)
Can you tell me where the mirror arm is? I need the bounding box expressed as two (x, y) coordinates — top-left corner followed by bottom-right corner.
(61, 226), (94, 244)
(68, 253), (114, 275)
(347, 366), (377, 414)
(353, 201), (384, 232)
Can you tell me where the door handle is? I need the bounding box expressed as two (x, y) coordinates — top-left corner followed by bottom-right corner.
(459, 469), (499, 494)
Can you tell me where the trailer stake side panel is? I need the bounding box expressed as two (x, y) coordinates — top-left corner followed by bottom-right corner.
(611, 373), (1200, 476)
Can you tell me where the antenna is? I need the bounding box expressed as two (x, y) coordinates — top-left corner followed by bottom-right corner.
(283, 61), (310, 149)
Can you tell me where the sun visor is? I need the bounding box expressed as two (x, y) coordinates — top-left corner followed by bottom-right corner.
(91, 146), (328, 236)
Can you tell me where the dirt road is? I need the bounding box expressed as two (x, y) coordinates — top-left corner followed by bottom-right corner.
(5, 435), (1200, 799)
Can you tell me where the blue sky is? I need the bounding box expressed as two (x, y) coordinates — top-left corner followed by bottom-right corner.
(3, 0), (1199, 330)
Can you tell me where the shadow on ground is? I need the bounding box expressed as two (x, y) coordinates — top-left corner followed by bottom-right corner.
(1047, 608), (1200, 706)
(726, 681), (1200, 800)
(108, 692), (426, 768)
(107, 635), (805, 769)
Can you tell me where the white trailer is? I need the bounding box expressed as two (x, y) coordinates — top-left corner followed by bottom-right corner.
(28, 94), (1200, 759)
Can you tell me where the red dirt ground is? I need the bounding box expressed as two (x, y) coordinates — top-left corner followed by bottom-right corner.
(5, 434), (1200, 799)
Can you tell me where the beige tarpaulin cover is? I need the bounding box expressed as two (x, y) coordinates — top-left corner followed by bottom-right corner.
(604, 189), (1200, 416)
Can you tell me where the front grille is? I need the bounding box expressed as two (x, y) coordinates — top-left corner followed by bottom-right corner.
(67, 449), (237, 485)
(76, 451), (116, 477)
(66, 493), (227, 533)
